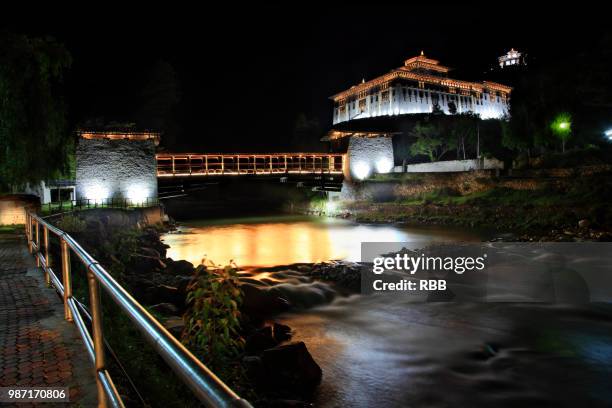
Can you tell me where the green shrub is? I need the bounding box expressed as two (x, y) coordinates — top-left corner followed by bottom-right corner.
(528, 146), (610, 169)
(54, 214), (86, 233)
(99, 228), (141, 283)
(0, 225), (21, 234)
(421, 187), (461, 204)
(182, 264), (244, 374)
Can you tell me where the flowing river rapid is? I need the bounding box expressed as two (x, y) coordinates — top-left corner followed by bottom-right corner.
(162, 216), (612, 407)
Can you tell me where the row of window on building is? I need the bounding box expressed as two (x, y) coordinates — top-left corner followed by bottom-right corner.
(337, 87), (504, 114)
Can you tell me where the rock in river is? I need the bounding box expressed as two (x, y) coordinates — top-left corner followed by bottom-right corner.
(261, 341), (322, 395)
(241, 283), (290, 318)
(246, 326), (279, 354)
(164, 259), (196, 276)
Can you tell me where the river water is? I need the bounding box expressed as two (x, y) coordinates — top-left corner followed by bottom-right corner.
(162, 216), (612, 407)
(162, 215), (485, 267)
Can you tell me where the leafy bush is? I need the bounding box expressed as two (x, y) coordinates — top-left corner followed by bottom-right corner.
(99, 228), (141, 283)
(421, 187), (461, 204)
(526, 146), (611, 169)
(54, 214), (86, 233)
(182, 264), (245, 373)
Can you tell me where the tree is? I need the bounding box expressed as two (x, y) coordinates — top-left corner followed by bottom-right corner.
(0, 33), (72, 190)
(291, 113), (322, 151)
(446, 114), (477, 160)
(409, 121), (451, 162)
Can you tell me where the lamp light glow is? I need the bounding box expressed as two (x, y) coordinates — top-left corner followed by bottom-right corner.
(84, 184), (109, 204)
(126, 185), (149, 205)
(325, 201), (337, 213)
(550, 113), (572, 135)
(375, 158), (393, 174)
(353, 162), (371, 180)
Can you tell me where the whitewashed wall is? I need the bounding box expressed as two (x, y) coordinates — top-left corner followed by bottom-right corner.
(394, 158), (504, 173)
(334, 85), (508, 124)
(76, 138), (157, 203)
(346, 136), (394, 180)
(23, 182), (51, 204)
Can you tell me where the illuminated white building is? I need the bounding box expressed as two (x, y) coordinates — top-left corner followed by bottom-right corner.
(498, 48), (525, 68)
(331, 52), (511, 124)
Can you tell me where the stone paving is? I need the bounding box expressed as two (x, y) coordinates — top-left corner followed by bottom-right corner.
(0, 232), (97, 407)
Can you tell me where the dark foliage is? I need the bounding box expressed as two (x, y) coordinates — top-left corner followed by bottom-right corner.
(0, 33), (72, 190)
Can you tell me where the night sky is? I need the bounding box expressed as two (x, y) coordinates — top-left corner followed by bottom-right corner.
(3, 4), (607, 152)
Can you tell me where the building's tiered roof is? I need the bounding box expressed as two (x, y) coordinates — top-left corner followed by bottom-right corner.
(401, 52), (450, 74)
(330, 52), (511, 102)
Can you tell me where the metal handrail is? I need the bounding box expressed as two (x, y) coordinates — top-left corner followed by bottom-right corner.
(41, 197), (160, 215)
(25, 212), (252, 408)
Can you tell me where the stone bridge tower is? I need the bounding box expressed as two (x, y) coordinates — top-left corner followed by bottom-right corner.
(323, 130), (395, 181)
(75, 131), (159, 204)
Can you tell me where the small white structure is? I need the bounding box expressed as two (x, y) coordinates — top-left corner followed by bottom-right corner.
(23, 180), (75, 204)
(75, 131), (159, 204)
(394, 158), (504, 173)
(331, 52), (511, 123)
(498, 48), (525, 68)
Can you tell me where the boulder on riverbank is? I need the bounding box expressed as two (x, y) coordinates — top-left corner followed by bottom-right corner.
(245, 323), (294, 354)
(261, 341), (322, 395)
(164, 258), (195, 276)
(241, 283), (291, 318)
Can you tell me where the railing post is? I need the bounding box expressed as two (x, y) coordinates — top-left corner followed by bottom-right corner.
(26, 213), (31, 252)
(35, 219), (40, 267)
(43, 226), (51, 286)
(88, 267), (108, 408)
(30, 214), (34, 252)
(60, 238), (73, 322)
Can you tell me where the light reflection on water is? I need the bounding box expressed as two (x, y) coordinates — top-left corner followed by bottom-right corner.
(162, 215), (483, 267)
(161, 216), (612, 406)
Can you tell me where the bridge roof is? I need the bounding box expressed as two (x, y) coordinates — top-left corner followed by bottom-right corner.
(78, 130), (161, 145)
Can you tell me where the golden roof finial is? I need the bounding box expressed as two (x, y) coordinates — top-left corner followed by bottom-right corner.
(361, 78), (365, 84)
(420, 50), (424, 56)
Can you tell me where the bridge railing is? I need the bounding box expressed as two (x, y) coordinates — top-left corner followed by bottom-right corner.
(24, 212), (253, 408)
(157, 153), (345, 177)
(41, 197), (160, 215)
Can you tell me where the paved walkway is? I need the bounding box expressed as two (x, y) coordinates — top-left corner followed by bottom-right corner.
(0, 232), (97, 407)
